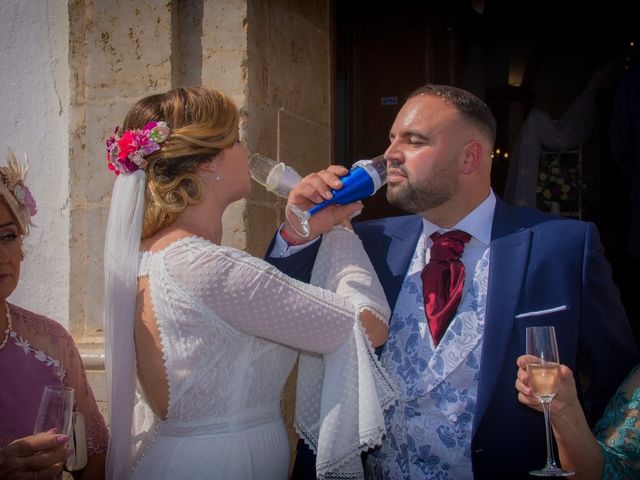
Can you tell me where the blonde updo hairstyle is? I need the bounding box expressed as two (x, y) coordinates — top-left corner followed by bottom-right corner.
(121, 87), (239, 239)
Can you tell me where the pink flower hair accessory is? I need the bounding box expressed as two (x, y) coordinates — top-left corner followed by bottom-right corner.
(0, 149), (37, 234)
(106, 121), (170, 175)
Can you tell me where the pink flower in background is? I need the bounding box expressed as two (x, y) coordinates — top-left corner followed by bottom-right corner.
(22, 185), (37, 217)
(13, 184), (37, 217)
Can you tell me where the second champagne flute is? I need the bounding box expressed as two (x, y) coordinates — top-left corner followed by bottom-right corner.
(525, 326), (574, 477)
(249, 153), (302, 198)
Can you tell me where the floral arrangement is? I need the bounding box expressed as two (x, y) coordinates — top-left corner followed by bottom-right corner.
(536, 151), (583, 213)
(1, 150), (37, 219)
(106, 121), (170, 175)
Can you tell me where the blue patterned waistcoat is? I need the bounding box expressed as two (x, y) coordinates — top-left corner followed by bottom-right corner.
(367, 236), (490, 479)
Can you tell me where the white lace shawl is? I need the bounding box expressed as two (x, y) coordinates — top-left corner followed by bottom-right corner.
(296, 227), (399, 479)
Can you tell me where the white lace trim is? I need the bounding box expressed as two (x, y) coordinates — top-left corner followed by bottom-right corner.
(141, 253), (175, 420)
(295, 227), (398, 480)
(8, 331), (66, 381)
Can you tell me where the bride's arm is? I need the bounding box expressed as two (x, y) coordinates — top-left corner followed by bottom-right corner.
(164, 236), (389, 354)
(309, 226), (389, 347)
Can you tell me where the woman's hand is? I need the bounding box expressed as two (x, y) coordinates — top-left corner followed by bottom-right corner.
(515, 356), (605, 479)
(0, 431), (69, 479)
(284, 165), (363, 242)
(515, 354), (580, 420)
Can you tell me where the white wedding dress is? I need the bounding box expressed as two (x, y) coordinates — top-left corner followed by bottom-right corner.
(127, 228), (393, 479)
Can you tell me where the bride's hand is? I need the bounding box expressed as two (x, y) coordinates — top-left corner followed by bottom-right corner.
(285, 165), (363, 241)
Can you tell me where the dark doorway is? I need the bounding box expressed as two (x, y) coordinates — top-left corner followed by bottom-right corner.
(333, 0), (639, 343)
(333, 1), (467, 220)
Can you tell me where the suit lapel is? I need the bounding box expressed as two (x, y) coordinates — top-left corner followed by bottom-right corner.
(473, 199), (531, 432)
(357, 216), (423, 312)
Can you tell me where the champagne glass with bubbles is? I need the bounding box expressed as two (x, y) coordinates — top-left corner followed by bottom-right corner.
(285, 155), (387, 237)
(526, 326), (574, 477)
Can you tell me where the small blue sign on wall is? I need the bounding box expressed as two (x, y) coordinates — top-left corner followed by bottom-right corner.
(381, 96), (398, 106)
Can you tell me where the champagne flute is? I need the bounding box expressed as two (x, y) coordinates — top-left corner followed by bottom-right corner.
(525, 326), (574, 477)
(249, 153), (302, 198)
(285, 155), (387, 237)
(33, 385), (74, 436)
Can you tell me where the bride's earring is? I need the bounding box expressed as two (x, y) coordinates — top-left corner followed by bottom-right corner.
(212, 163), (220, 181)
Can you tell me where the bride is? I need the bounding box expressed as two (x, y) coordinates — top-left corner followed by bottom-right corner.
(103, 87), (395, 479)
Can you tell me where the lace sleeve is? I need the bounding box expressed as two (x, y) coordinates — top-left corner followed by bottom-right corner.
(7, 306), (109, 455)
(164, 233), (387, 354)
(310, 227), (390, 325)
(593, 365), (640, 479)
(61, 336), (109, 455)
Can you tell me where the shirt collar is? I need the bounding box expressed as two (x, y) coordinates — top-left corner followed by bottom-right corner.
(421, 190), (496, 246)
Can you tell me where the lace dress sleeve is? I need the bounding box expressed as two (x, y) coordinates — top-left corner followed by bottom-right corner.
(60, 334), (109, 455)
(309, 227), (390, 325)
(8, 306), (108, 456)
(593, 364), (640, 479)
(163, 229), (389, 354)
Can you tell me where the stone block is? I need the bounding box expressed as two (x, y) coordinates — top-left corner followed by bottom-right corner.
(248, 0), (330, 125)
(82, 0), (172, 99)
(85, 369), (109, 428)
(278, 109), (331, 174)
(246, 201), (282, 256)
(222, 198), (248, 250)
(201, 0), (248, 97)
(69, 205), (110, 337)
(244, 103), (278, 161)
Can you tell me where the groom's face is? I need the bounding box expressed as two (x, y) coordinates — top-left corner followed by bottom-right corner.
(384, 94), (464, 215)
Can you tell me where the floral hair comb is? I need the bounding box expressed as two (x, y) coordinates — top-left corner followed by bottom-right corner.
(106, 121), (170, 175)
(0, 149), (37, 234)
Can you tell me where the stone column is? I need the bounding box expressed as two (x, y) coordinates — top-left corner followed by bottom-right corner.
(68, 0), (173, 343)
(246, 0), (332, 463)
(246, 0), (332, 256)
(201, 0), (250, 250)
(68, 0), (174, 418)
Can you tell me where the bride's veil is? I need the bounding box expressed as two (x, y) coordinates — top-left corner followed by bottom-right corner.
(103, 170), (146, 480)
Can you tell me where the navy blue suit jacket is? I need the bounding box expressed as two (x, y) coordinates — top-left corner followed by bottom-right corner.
(267, 198), (639, 479)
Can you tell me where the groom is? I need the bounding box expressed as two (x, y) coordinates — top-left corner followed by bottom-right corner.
(267, 84), (638, 479)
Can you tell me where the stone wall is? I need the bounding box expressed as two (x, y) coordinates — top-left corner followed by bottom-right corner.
(246, 0), (331, 256)
(246, 0), (332, 461)
(68, 0), (175, 340)
(0, 0), (71, 328)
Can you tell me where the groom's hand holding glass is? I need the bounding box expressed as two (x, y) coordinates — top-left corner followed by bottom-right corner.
(281, 165), (364, 244)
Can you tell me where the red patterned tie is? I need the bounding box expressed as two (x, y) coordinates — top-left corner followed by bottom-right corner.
(421, 230), (472, 346)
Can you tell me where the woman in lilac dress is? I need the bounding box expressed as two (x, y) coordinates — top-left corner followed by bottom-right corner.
(0, 151), (108, 479)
